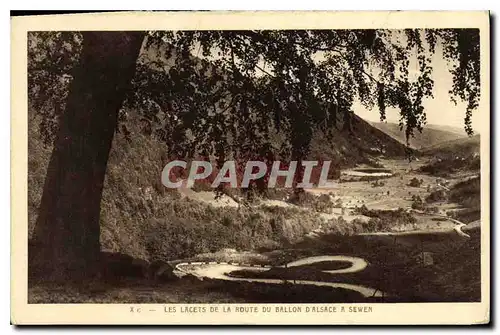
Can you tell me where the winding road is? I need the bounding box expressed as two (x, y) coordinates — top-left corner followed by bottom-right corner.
(175, 255), (385, 298)
(173, 215), (478, 300)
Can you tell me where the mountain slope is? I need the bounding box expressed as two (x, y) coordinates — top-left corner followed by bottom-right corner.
(422, 134), (480, 156)
(370, 122), (467, 149)
(417, 135), (480, 177)
(308, 114), (410, 169)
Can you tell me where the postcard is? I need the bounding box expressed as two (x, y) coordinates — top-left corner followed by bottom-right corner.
(11, 10), (490, 325)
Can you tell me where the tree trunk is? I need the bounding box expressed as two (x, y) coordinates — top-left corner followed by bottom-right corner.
(30, 32), (145, 281)
(342, 108), (352, 133)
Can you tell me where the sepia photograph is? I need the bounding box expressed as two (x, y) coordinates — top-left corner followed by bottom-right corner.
(11, 11), (490, 325)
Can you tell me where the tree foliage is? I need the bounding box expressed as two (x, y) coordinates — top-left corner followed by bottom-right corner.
(28, 32), (83, 143)
(28, 29), (480, 168)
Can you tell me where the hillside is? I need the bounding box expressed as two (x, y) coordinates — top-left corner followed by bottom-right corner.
(370, 121), (467, 149)
(28, 43), (412, 262)
(28, 113), (324, 261)
(422, 134), (480, 156)
(418, 135), (480, 177)
(308, 114), (409, 169)
(29, 112), (411, 263)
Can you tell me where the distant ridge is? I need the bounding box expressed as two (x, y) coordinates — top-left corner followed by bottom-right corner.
(421, 134), (480, 156)
(369, 121), (468, 149)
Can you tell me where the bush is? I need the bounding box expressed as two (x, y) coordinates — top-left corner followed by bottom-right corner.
(332, 198), (343, 208)
(425, 206), (439, 214)
(288, 190), (316, 207)
(371, 180), (385, 187)
(314, 194), (334, 213)
(425, 189), (447, 203)
(192, 180), (213, 192)
(408, 177), (423, 187)
(411, 195), (425, 210)
(323, 216), (359, 235)
(352, 205), (416, 229)
(289, 191), (334, 213)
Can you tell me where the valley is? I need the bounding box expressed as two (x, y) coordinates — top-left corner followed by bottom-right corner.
(163, 152), (481, 303)
(29, 146), (482, 303)
(27, 62), (482, 303)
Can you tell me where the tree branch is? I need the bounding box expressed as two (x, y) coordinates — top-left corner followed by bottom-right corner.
(255, 63), (276, 78)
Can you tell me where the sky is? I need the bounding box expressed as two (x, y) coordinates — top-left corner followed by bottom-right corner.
(189, 30), (482, 134)
(353, 36), (482, 134)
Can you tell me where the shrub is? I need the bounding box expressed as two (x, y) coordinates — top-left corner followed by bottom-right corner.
(352, 206), (416, 229)
(411, 195), (425, 210)
(332, 198), (343, 208)
(371, 180), (385, 187)
(425, 189), (447, 203)
(192, 180), (213, 192)
(424, 206), (439, 214)
(314, 194), (334, 213)
(408, 177), (423, 187)
(289, 191), (334, 213)
(288, 190), (316, 207)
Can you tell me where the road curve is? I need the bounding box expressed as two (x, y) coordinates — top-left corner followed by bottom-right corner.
(175, 256), (384, 298)
(454, 224), (471, 238)
(286, 255), (368, 274)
